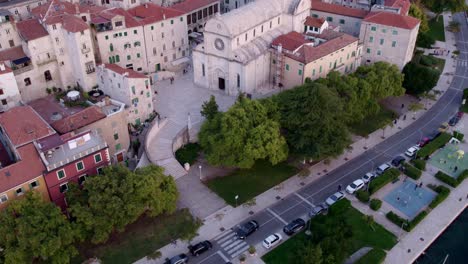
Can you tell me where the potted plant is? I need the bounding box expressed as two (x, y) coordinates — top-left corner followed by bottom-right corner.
(239, 254), (246, 263)
(248, 245), (256, 256)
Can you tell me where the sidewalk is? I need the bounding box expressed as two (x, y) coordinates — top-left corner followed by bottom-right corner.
(136, 11), (460, 264)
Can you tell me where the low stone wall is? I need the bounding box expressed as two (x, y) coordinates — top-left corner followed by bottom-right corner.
(144, 117), (168, 163)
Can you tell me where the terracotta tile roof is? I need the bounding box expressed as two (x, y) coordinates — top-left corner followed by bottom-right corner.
(99, 8), (141, 28)
(32, 0), (105, 19)
(311, 0), (369, 18)
(303, 34), (358, 63)
(305, 16), (326, 28)
(103, 63), (148, 79)
(171, 0), (218, 13)
(0, 143), (45, 193)
(61, 14), (88, 32)
(0, 64), (12, 75)
(50, 106), (106, 134)
(364, 11), (419, 30)
(386, 0), (410, 15)
(0, 46), (26, 62)
(272, 31), (311, 52)
(128, 3), (184, 25)
(0, 106), (56, 147)
(16, 19), (49, 41)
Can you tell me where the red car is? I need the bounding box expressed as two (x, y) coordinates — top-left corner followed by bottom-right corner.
(418, 137), (430, 147)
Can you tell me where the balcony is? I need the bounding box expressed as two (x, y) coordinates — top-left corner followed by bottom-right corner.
(86, 68), (95, 74)
(12, 64), (33, 75)
(36, 54), (57, 66)
(81, 47), (91, 54)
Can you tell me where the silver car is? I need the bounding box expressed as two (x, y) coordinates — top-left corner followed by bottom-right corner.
(325, 191), (345, 206)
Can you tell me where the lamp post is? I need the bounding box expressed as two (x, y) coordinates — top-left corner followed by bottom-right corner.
(198, 165), (202, 181)
(398, 222), (407, 241)
(235, 195), (239, 208)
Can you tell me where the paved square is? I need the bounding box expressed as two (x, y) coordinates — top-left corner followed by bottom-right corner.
(384, 181), (437, 220)
(428, 143), (468, 178)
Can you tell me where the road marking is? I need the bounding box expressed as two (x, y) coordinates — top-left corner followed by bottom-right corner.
(294, 192), (314, 207)
(226, 241), (248, 255)
(198, 251), (223, 264)
(223, 239), (244, 251)
(217, 251), (229, 262)
(230, 245), (250, 259)
(220, 237), (238, 248)
(216, 231), (236, 244)
(266, 208), (288, 224)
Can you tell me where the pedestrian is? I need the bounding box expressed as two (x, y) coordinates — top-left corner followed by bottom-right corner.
(414, 183), (418, 190)
(394, 119), (397, 124)
(403, 114), (406, 120)
(154, 90), (158, 94)
(454, 166), (458, 172)
(170, 77), (174, 84)
(338, 184), (342, 191)
(419, 182), (423, 188)
(448, 50), (451, 55)
(397, 196), (400, 201)
(401, 103), (405, 109)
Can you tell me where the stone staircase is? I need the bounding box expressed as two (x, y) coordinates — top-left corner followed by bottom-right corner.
(145, 120), (188, 179)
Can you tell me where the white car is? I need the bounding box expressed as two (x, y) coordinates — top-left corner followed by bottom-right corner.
(376, 163), (391, 175)
(346, 179), (365, 194)
(262, 233), (282, 249)
(362, 172), (376, 183)
(325, 191), (345, 206)
(405, 145), (420, 157)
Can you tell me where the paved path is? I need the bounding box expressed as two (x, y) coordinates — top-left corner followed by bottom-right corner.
(344, 247), (373, 264)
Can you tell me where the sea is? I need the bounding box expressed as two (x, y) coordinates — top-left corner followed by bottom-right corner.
(413, 208), (467, 264)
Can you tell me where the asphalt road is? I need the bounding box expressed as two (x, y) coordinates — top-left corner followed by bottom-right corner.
(189, 12), (468, 264)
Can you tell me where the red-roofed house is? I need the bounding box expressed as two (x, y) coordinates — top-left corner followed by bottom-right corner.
(97, 64), (154, 126)
(270, 30), (362, 88)
(170, 0), (220, 33)
(360, 11), (419, 69)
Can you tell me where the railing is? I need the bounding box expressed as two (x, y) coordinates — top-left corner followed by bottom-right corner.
(12, 64), (33, 74)
(86, 68), (95, 74)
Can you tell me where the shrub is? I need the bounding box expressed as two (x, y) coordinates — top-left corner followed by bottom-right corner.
(435, 171), (458, 187)
(416, 32), (435, 48)
(370, 199), (382, 211)
(405, 211), (428, 231)
(356, 190), (370, 203)
(386, 211), (408, 227)
(403, 163), (422, 180)
(419, 55), (438, 66)
(175, 143), (201, 166)
(355, 248), (386, 264)
(368, 168), (400, 194)
(458, 170), (468, 184)
(453, 131), (464, 141)
(463, 88), (468, 99)
(328, 198), (351, 216)
(411, 159), (426, 171)
(417, 132), (452, 159)
(429, 185), (450, 209)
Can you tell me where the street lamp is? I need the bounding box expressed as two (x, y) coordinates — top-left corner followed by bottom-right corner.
(398, 222), (407, 241)
(235, 195), (239, 208)
(198, 165), (202, 180)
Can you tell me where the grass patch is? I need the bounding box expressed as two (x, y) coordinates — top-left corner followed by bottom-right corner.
(427, 16), (445, 42)
(355, 248), (386, 264)
(262, 201), (396, 264)
(175, 143), (201, 166)
(350, 107), (396, 136)
(74, 209), (201, 264)
(206, 160), (298, 206)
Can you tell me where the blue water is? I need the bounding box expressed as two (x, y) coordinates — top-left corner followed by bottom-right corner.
(414, 208), (468, 264)
(384, 181), (437, 219)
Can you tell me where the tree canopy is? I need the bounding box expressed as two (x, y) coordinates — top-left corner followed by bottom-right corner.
(0, 192), (78, 264)
(423, 0), (467, 15)
(200, 95), (219, 120)
(199, 96), (288, 168)
(409, 1), (429, 33)
(403, 61), (441, 95)
(66, 165), (178, 244)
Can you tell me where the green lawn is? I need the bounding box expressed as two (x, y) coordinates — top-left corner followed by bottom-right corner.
(206, 160), (298, 206)
(74, 209), (201, 264)
(350, 107), (396, 137)
(355, 248), (387, 264)
(262, 203), (396, 264)
(428, 16), (446, 42)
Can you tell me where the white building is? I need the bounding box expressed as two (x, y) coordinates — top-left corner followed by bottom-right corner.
(192, 0), (311, 96)
(0, 62), (22, 111)
(0, 10), (21, 51)
(170, 0), (220, 34)
(0, 0), (46, 21)
(97, 63), (154, 126)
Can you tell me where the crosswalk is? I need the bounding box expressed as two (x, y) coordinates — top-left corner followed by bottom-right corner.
(214, 230), (250, 259)
(457, 59), (468, 66)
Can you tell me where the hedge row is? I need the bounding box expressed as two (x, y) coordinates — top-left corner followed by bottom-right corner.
(416, 132), (452, 159)
(328, 198), (351, 216)
(435, 170), (468, 187)
(370, 199), (382, 211)
(453, 131), (464, 141)
(429, 185), (450, 209)
(411, 159), (426, 171)
(403, 163), (422, 180)
(369, 168), (400, 195)
(355, 248), (386, 264)
(356, 190), (370, 202)
(386, 210), (429, 232)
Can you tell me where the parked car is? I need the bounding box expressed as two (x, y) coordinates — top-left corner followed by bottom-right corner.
(188, 240), (212, 256)
(346, 179), (365, 194)
(449, 116), (460, 126)
(376, 163), (391, 175)
(234, 220), (259, 239)
(438, 122), (449, 133)
(391, 156), (406, 167)
(262, 233), (282, 249)
(283, 218), (306, 235)
(428, 130), (442, 140)
(418, 137), (430, 147)
(405, 145), (420, 158)
(164, 254), (188, 264)
(325, 191), (345, 206)
(308, 203), (328, 218)
(362, 172), (376, 183)
(456, 111), (464, 119)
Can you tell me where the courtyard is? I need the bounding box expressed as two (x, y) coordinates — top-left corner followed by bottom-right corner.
(428, 142), (468, 178)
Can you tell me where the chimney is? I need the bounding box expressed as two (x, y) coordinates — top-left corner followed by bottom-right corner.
(0, 61), (5, 71)
(163, 14), (166, 20)
(75, 3), (79, 14)
(145, 4), (148, 8)
(104, 96), (111, 106)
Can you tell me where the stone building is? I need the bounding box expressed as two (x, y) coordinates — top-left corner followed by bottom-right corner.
(0, 62), (22, 111)
(171, 0), (220, 34)
(193, 0), (311, 96)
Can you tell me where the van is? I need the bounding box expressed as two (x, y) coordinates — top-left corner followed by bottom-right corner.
(376, 163), (391, 175)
